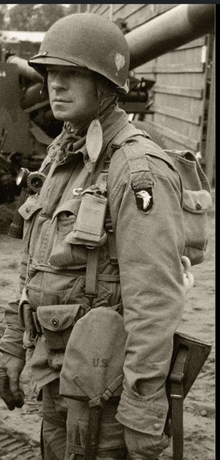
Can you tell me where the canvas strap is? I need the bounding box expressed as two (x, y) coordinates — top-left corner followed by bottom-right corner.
(84, 124), (148, 296)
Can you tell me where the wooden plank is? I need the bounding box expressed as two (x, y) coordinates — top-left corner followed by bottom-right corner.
(114, 4), (146, 17)
(153, 85), (203, 99)
(111, 4), (176, 30)
(158, 45), (206, 64)
(125, 4), (177, 22)
(90, 4), (109, 14)
(90, 4), (147, 28)
(119, 101), (152, 114)
(112, 4), (128, 15)
(153, 106), (201, 125)
(115, 4), (151, 29)
(143, 120), (200, 151)
(176, 36), (207, 50)
(136, 63), (205, 73)
(93, 4), (110, 16)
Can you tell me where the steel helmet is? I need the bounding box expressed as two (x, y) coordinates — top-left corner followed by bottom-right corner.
(28, 13), (130, 94)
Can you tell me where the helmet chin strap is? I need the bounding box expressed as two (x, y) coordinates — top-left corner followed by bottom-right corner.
(40, 75), (48, 98)
(95, 76), (118, 114)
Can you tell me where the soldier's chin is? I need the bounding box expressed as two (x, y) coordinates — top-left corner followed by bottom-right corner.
(52, 109), (68, 121)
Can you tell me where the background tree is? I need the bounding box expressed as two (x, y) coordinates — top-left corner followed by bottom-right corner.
(0, 4), (8, 29)
(7, 4), (67, 31)
(1, 4), (88, 31)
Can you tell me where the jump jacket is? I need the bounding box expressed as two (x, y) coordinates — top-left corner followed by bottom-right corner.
(0, 105), (185, 439)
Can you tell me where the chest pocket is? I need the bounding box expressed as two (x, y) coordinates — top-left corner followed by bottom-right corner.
(19, 194), (43, 241)
(49, 198), (88, 268)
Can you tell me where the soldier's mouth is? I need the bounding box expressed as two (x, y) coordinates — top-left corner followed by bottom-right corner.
(53, 99), (72, 103)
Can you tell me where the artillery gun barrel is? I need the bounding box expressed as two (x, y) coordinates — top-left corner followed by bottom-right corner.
(5, 5), (215, 84)
(126, 4), (215, 70)
(6, 55), (43, 82)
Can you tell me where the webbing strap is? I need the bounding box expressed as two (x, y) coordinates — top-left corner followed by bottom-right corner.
(72, 374), (124, 460)
(85, 247), (99, 297)
(121, 140), (155, 190)
(84, 126), (151, 296)
(170, 347), (188, 460)
(105, 130), (154, 265)
(72, 374), (123, 407)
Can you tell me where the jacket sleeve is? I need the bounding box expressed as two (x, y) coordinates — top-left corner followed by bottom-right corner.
(108, 142), (186, 438)
(0, 251), (28, 360)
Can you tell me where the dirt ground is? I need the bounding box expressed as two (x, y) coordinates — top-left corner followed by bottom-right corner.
(0, 195), (215, 459)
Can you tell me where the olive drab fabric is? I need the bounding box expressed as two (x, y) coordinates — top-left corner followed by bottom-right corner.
(28, 13), (130, 94)
(106, 133), (212, 266)
(0, 105), (190, 456)
(60, 306), (127, 400)
(164, 150), (212, 265)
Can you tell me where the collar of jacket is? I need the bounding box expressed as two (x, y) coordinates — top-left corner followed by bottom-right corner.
(49, 105), (129, 172)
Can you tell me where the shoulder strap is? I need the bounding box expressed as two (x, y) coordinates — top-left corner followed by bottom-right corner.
(110, 122), (150, 148)
(99, 125), (155, 265)
(107, 122), (155, 189)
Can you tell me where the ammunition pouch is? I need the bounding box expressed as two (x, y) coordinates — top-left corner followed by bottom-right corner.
(66, 192), (108, 247)
(36, 304), (85, 350)
(19, 296), (87, 352)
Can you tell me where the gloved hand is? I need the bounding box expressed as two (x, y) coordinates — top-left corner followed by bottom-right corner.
(0, 352), (25, 410)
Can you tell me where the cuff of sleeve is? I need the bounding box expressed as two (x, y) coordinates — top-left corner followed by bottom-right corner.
(0, 330), (25, 360)
(116, 387), (168, 435)
(0, 342), (25, 360)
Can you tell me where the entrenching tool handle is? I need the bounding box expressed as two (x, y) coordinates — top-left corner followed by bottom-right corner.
(8, 187), (29, 238)
(84, 405), (102, 460)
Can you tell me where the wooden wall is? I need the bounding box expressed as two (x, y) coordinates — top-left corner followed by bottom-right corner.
(137, 36), (209, 153)
(89, 4), (214, 184)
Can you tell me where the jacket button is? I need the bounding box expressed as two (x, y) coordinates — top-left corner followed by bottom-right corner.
(157, 411), (164, 419)
(196, 201), (202, 210)
(52, 318), (59, 328)
(153, 423), (161, 430)
(25, 207), (30, 213)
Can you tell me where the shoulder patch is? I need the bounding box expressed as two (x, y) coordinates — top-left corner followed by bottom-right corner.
(133, 187), (154, 213)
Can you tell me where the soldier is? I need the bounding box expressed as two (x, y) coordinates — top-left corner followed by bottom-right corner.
(0, 13), (186, 460)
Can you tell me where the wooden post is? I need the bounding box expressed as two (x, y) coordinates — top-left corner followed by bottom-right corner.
(205, 36), (215, 186)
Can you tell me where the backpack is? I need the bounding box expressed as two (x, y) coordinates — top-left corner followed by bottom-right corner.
(104, 123), (213, 266)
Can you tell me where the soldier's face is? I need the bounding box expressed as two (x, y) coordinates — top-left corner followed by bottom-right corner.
(46, 65), (100, 128)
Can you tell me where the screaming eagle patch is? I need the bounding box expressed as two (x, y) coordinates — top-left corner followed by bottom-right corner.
(134, 187), (154, 213)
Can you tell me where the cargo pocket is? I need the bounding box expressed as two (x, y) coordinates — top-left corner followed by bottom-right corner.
(182, 189), (212, 265)
(49, 198), (87, 268)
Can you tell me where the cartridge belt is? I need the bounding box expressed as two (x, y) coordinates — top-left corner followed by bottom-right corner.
(28, 262), (120, 282)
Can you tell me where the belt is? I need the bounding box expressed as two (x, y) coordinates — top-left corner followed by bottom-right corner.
(28, 262), (120, 282)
